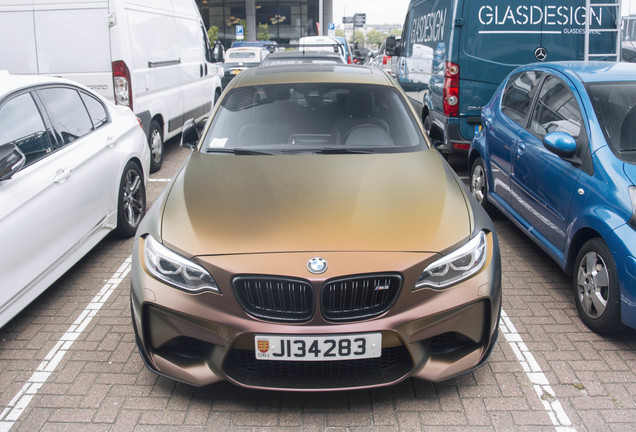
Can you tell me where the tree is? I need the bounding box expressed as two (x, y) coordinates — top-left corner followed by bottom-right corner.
(390, 28), (402, 37)
(257, 23), (270, 41)
(335, 29), (345, 37)
(207, 25), (219, 44)
(366, 29), (387, 48)
(349, 29), (365, 45)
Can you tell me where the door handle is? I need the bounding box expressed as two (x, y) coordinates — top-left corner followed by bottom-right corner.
(106, 136), (118, 148)
(516, 142), (526, 159)
(53, 168), (72, 183)
(200, 64), (204, 77)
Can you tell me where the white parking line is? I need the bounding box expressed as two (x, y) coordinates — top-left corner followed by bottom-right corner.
(0, 258), (132, 432)
(148, 178), (171, 182)
(500, 309), (576, 432)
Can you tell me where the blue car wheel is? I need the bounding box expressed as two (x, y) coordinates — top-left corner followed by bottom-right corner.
(573, 238), (623, 333)
(469, 157), (494, 213)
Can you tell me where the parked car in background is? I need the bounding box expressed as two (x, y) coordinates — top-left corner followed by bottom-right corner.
(0, 0), (223, 173)
(0, 73), (150, 328)
(261, 51), (344, 66)
(221, 47), (269, 89)
(130, 64), (502, 390)
(231, 40), (279, 53)
(352, 46), (370, 64)
(469, 61), (636, 333)
(387, 0), (620, 156)
(371, 38), (395, 74)
(299, 36), (352, 64)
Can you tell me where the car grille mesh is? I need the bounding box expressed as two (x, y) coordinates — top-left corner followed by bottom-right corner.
(233, 274), (401, 323)
(233, 276), (314, 322)
(223, 345), (412, 389)
(321, 274), (401, 321)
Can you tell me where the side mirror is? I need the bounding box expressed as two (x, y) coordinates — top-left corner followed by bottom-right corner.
(213, 42), (224, 63)
(385, 36), (398, 56)
(0, 143), (26, 181)
(543, 131), (577, 158)
(180, 118), (200, 150)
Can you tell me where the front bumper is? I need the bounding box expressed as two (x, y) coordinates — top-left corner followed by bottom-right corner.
(130, 235), (501, 391)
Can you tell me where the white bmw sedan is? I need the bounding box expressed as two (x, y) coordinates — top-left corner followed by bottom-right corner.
(0, 73), (150, 328)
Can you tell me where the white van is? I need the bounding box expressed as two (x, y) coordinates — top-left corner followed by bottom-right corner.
(0, 0), (223, 172)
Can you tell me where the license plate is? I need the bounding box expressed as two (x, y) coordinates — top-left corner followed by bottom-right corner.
(231, 69), (242, 75)
(254, 333), (382, 361)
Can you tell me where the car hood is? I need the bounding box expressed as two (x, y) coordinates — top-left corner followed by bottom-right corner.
(160, 150), (472, 256)
(625, 162), (636, 185)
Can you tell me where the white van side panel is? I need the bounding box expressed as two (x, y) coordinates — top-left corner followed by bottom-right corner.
(34, 8), (110, 74)
(174, 6), (214, 131)
(0, 2), (38, 74)
(119, 1), (183, 139)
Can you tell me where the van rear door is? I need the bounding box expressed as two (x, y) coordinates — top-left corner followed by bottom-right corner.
(458, 1), (542, 143)
(32, 0), (112, 99)
(0, 0), (38, 74)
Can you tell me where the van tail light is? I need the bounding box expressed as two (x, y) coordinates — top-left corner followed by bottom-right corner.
(382, 55), (391, 65)
(112, 60), (133, 111)
(443, 62), (459, 117)
(347, 54), (352, 64)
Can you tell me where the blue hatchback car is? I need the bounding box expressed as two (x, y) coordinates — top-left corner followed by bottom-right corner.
(469, 61), (636, 333)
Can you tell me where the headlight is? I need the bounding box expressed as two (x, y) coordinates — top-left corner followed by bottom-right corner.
(629, 186), (636, 230)
(143, 236), (220, 293)
(415, 231), (488, 290)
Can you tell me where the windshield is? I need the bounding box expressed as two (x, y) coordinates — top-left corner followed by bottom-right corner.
(586, 82), (636, 162)
(201, 83), (427, 154)
(228, 51), (257, 60)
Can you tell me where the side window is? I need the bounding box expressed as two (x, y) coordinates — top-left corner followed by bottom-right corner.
(80, 92), (108, 130)
(37, 87), (93, 146)
(0, 93), (53, 166)
(530, 76), (583, 140)
(501, 71), (543, 126)
(201, 25), (213, 63)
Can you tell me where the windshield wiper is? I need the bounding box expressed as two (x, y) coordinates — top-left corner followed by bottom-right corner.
(205, 147), (274, 155)
(313, 147), (375, 154)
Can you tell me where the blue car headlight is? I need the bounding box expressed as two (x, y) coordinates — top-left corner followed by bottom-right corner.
(415, 231), (488, 290)
(143, 235), (220, 294)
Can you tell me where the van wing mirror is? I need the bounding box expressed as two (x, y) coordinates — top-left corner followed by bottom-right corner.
(0, 143), (26, 181)
(385, 36), (399, 56)
(180, 119), (200, 150)
(213, 42), (224, 63)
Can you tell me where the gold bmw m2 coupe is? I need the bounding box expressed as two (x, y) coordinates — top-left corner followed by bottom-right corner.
(130, 64), (502, 391)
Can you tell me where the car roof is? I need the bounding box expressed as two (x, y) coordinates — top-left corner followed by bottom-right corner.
(527, 61), (636, 83)
(225, 47), (266, 54)
(265, 51), (342, 59)
(0, 72), (79, 96)
(228, 64), (394, 87)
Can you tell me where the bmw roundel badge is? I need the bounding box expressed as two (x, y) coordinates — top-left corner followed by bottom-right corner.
(307, 257), (328, 274)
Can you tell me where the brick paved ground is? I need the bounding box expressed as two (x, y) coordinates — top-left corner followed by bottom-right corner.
(0, 142), (634, 431)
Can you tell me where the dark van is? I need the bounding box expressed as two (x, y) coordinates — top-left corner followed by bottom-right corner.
(386, 0), (619, 155)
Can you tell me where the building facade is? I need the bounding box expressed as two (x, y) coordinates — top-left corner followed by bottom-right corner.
(196, 0), (333, 48)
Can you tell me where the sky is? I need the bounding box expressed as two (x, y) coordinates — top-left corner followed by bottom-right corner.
(330, 0), (636, 27)
(332, 0), (410, 26)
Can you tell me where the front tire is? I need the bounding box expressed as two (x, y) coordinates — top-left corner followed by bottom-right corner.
(148, 119), (163, 173)
(115, 161), (146, 238)
(470, 157), (494, 213)
(573, 238), (623, 333)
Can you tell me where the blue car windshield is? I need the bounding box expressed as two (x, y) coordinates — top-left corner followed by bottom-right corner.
(586, 82), (636, 162)
(201, 82), (427, 154)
